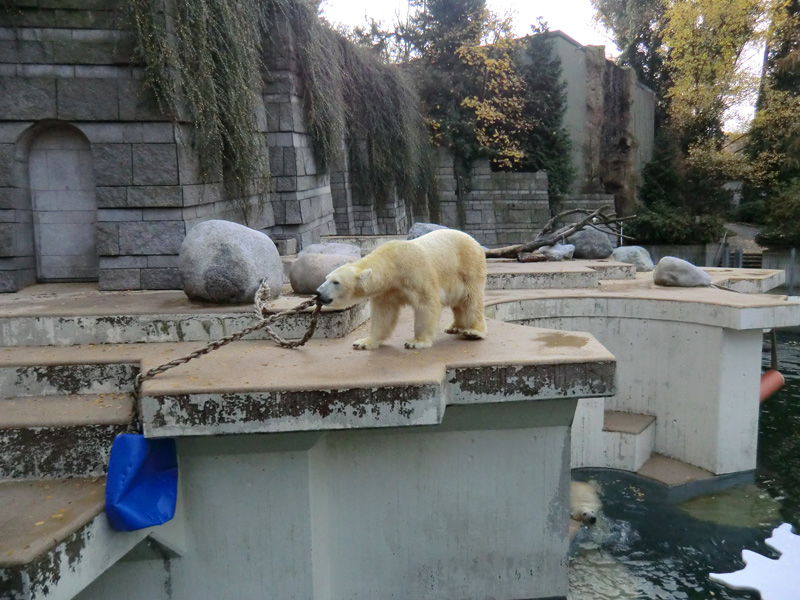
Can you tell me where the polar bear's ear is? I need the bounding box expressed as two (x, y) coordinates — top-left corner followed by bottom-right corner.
(358, 268), (372, 284)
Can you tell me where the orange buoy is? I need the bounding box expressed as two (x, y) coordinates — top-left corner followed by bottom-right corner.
(760, 369), (785, 403)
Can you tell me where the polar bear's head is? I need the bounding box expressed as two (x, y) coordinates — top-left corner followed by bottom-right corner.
(315, 264), (372, 308)
(570, 480), (602, 525)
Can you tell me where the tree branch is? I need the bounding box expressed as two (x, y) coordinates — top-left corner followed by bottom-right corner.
(484, 205), (632, 259)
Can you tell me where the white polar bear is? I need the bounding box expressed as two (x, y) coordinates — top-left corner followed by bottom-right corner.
(315, 229), (487, 350)
(570, 480), (602, 525)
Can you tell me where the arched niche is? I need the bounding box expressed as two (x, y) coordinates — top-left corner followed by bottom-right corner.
(27, 124), (98, 281)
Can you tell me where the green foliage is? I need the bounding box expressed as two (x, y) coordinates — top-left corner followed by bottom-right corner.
(638, 132), (685, 207)
(731, 199), (768, 224)
(637, 129), (742, 242)
(407, 5), (574, 203)
(625, 205), (725, 245)
(128, 0), (268, 222)
(591, 0), (671, 126)
(764, 0), (800, 94)
(756, 178), (800, 247)
(129, 0), (433, 223)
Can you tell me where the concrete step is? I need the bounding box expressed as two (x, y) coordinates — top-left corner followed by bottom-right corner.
(0, 477), (151, 600)
(0, 287), (368, 347)
(0, 363), (137, 398)
(571, 401), (655, 472)
(0, 393), (132, 481)
(637, 453), (715, 501)
(602, 410), (656, 472)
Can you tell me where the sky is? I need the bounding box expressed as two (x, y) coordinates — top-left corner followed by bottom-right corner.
(320, 0), (620, 56)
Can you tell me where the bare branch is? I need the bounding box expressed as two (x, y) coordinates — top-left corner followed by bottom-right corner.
(484, 206), (633, 259)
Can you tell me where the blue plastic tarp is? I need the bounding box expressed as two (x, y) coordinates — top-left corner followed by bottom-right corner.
(105, 433), (178, 532)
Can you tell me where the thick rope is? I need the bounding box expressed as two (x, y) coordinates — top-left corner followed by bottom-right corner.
(128, 281), (322, 431)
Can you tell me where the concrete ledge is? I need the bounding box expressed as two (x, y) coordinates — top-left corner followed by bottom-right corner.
(139, 317), (616, 438)
(486, 260), (600, 290)
(0, 285), (369, 346)
(486, 280), (800, 330)
(636, 454), (756, 502)
(0, 478), (151, 600)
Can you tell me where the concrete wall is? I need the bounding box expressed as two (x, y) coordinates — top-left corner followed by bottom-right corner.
(488, 297), (768, 475)
(78, 400), (577, 600)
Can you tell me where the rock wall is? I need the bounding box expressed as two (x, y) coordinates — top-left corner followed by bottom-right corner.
(550, 32), (655, 215)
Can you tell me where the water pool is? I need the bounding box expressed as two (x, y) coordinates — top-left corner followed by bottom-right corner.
(568, 332), (800, 600)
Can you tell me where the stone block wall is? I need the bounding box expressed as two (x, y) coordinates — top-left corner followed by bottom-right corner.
(261, 19), (336, 249)
(437, 150), (550, 247)
(329, 142), (409, 237)
(0, 0), (334, 292)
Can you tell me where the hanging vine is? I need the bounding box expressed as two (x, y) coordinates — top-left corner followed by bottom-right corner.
(127, 0), (435, 225)
(127, 0), (269, 223)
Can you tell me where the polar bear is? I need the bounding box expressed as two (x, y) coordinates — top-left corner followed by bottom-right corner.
(315, 229), (487, 350)
(570, 480), (602, 525)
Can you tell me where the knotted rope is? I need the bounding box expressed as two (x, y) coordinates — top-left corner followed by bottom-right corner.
(129, 280), (322, 430)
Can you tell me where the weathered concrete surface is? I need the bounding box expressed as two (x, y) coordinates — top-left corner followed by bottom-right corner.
(485, 276), (800, 477)
(0, 394), (131, 481)
(0, 283), (369, 347)
(705, 267), (785, 294)
(0, 363), (136, 398)
(0, 478), (152, 600)
(320, 234), (405, 256)
(486, 259), (601, 289)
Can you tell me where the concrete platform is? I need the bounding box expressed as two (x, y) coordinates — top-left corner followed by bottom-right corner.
(0, 283), (369, 347)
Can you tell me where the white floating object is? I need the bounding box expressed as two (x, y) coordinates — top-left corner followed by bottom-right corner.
(709, 523), (800, 599)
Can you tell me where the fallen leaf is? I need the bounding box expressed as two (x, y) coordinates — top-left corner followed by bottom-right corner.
(34, 521), (44, 526)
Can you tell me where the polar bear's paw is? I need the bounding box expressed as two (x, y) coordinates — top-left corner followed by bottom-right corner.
(444, 325), (462, 335)
(404, 339), (433, 349)
(460, 328), (487, 340)
(353, 337), (381, 350)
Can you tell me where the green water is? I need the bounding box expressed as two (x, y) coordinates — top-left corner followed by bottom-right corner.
(568, 332), (800, 599)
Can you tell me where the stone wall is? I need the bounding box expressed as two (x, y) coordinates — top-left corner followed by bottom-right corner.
(436, 150), (550, 247)
(261, 17), (336, 249)
(0, 0), (334, 292)
(329, 143), (409, 236)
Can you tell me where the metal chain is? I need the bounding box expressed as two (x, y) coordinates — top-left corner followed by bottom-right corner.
(128, 281), (322, 431)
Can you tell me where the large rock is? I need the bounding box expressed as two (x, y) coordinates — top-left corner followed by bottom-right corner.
(612, 246), (654, 272)
(539, 243), (575, 261)
(299, 242), (361, 259)
(567, 229), (614, 259)
(653, 257), (712, 287)
(289, 253), (357, 294)
(179, 220), (283, 304)
(407, 222), (449, 240)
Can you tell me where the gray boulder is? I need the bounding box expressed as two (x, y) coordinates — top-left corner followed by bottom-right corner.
(408, 222), (449, 240)
(289, 253), (357, 294)
(179, 220), (283, 304)
(653, 257), (712, 287)
(539, 243), (575, 261)
(567, 228), (614, 259)
(612, 246), (654, 272)
(299, 242), (361, 259)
